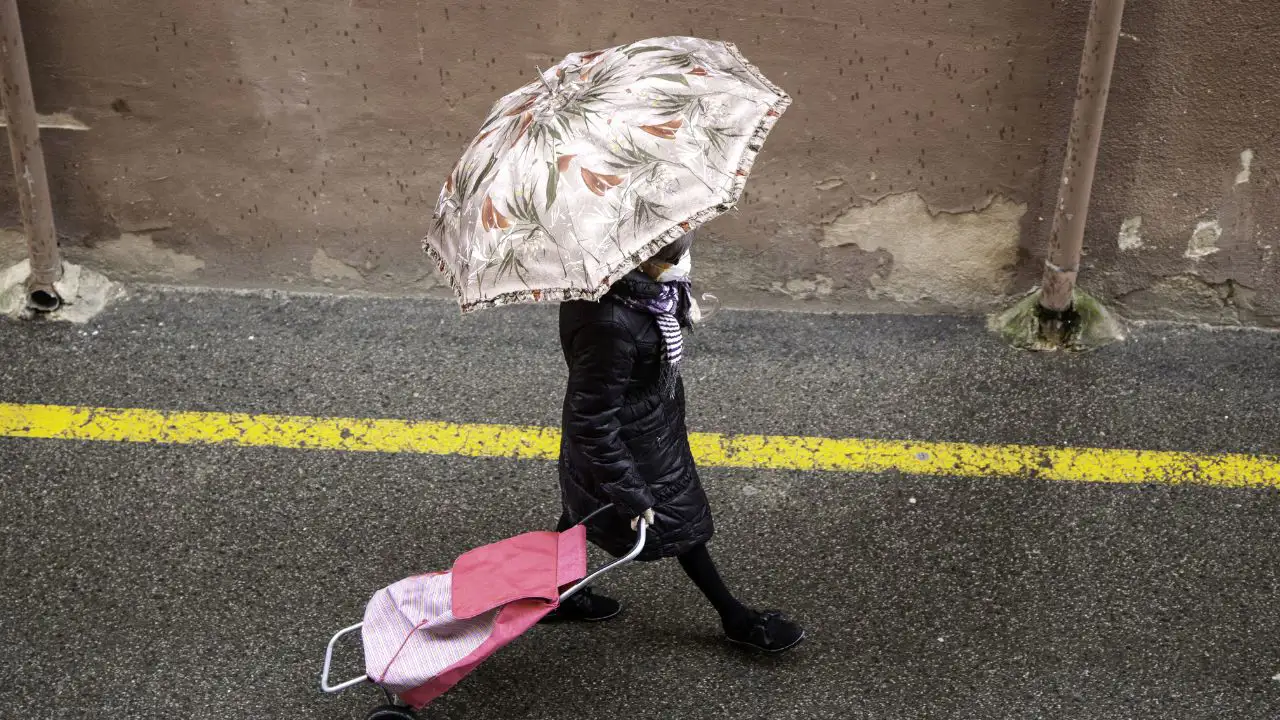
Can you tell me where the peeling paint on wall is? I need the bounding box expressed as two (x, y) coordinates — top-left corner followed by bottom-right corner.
(1118, 275), (1259, 325)
(310, 248), (365, 283)
(1119, 216), (1144, 251)
(1236, 149), (1254, 186)
(822, 192), (1026, 307)
(91, 233), (206, 279)
(770, 274), (834, 300)
(1185, 220), (1223, 260)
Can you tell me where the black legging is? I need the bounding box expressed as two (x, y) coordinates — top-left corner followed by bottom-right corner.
(558, 512), (751, 628)
(677, 543), (752, 629)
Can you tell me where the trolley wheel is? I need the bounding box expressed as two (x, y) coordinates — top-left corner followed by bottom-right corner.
(366, 705), (417, 720)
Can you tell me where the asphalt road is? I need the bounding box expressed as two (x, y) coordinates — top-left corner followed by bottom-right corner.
(2, 288), (1279, 720)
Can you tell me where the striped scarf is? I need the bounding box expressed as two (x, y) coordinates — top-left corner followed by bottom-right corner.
(617, 281), (685, 364)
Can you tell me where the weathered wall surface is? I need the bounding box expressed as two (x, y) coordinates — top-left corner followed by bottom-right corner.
(0, 0), (1276, 324)
(1048, 0), (1280, 326)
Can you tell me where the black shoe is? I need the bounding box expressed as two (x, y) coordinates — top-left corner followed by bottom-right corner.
(725, 610), (805, 653)
(541, 587), (622, 623)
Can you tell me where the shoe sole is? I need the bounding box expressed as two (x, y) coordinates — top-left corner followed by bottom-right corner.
(540, 606), (623, 624)
(727, 630), (806, 654)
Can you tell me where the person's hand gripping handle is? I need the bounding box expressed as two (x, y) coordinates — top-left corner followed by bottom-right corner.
(631, 508), (655, 531)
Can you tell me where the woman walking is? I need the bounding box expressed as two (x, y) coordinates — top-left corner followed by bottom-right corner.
(547, 231), (804, 654)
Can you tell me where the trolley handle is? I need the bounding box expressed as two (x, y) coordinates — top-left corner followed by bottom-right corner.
(320, 622), (369, 693)
(559, 508), (647, 603)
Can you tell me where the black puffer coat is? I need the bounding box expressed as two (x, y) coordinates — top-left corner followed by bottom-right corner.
(557, 273), (713, 561)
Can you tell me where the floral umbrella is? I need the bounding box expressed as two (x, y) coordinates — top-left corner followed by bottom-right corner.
(423, 36), (790, 312)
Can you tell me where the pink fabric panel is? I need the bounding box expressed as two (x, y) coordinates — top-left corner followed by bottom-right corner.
(451, 531), (561, 619)
(399, 598), (552, 709)
(557, 525), (588, 588)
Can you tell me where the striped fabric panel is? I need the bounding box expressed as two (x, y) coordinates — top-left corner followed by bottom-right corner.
(362, 572), (499, 696)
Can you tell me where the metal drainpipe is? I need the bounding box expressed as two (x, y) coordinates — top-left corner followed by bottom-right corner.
(0, 0), (62, 312)
(1038, 0), (1126, 320)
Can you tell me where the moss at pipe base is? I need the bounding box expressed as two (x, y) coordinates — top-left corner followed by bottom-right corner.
(989, 287), (1126, 352)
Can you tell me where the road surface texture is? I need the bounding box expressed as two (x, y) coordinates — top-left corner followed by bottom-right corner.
(2, 287), (1278, 720)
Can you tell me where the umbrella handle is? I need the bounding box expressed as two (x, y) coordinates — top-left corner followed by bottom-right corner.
(695, 293), (722, 323)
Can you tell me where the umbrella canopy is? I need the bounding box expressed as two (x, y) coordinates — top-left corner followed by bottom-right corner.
(423, 36), (790, 312)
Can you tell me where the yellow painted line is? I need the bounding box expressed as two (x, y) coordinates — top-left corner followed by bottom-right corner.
(1, 402), (1278, 490)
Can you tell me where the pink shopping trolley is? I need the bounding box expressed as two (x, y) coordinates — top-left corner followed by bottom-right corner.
(320, 507), (646, 720)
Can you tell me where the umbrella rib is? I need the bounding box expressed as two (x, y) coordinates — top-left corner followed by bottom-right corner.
(534, 65), (554, 94)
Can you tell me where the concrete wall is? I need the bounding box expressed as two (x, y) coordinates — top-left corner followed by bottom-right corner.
(1, 0), (1276, 324)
